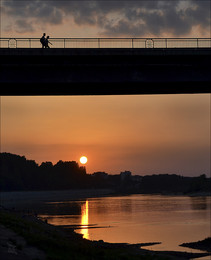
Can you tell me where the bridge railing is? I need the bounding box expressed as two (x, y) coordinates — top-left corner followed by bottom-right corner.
(0, 38), (211, 48)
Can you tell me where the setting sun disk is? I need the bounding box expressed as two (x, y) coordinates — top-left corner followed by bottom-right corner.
(80, 156), (88, 164)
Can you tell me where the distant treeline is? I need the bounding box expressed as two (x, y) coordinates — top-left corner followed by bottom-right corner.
(0, 152), (210, 194)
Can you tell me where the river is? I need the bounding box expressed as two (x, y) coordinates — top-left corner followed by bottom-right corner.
(36, 194), (210, 257)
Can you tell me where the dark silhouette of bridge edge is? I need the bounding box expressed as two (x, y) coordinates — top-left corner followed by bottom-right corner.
(0, 47), (210, 95)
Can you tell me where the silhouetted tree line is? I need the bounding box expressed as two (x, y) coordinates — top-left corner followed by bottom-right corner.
(0, 153), (87, 191)
(139, 174), (210, 195)
(0, 153), (210, 194)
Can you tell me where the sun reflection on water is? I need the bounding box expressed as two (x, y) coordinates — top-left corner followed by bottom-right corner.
(81, 200), (89, 239)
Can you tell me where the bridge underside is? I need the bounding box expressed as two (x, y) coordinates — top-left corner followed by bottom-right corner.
(0, 48), (210, 95)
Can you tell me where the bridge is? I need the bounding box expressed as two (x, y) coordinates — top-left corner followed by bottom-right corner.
(0, 38), (211, 95)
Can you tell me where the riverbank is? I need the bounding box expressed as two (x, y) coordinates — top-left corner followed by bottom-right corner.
(0, 189), (114, 206)
(0, 207), (210, 260)
(1, 189), (210, 207)
(180, 237), (211, 252)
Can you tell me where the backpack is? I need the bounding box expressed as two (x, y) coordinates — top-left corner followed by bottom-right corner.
(40, 37), (45, 44)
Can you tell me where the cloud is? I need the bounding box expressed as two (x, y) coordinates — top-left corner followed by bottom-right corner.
(100, 0), (210, 36)
(2, 0), (211, 36)
(15, 19), (35, 33)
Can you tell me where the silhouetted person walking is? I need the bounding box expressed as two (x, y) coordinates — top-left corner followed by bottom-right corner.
(44, 36), (52, 48)
(40, 33), (46, 48)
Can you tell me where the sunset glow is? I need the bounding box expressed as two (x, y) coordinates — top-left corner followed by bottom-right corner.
(1, 95), (210, 177)
(1, 1), (210, 257)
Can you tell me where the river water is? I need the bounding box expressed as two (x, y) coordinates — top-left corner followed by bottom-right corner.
(38, 194), (211, 256)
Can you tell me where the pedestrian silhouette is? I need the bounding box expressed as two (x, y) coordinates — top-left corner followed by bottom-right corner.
(40, 33), (46, 48)
(44, 36), (52, 48)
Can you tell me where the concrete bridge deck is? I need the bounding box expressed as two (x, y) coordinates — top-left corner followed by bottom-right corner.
(0, 48), (210, 95)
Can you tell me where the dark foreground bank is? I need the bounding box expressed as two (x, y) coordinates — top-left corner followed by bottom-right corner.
(180, 238), (211, 252)
(0, 207), (210, 260)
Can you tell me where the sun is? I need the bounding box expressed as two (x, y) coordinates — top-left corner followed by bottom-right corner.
(80, 156), (88, 164)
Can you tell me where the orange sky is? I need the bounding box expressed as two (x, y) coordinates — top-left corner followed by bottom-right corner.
(1, 94), (210, 177)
